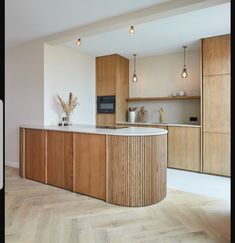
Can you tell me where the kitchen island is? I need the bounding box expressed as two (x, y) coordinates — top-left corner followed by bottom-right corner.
(20, 125), (167, 207)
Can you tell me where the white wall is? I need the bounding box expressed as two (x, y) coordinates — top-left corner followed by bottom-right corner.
(129, 50), (200, 124)
(5, 40), (45, 166)
(44, 44), (95, 125)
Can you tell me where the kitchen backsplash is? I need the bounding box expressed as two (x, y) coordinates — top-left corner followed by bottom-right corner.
(128, 100), (200, 125)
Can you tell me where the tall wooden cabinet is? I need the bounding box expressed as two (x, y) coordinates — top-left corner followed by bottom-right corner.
(202, 34), (230, 176)
(96, 54), (129, 125)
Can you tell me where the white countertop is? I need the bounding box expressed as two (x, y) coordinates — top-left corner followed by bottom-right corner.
(117, 122), (201, 128)
(20, 124), (168, 136)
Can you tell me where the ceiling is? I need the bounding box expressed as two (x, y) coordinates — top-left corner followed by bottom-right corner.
(5, 0), (171, 48)
(64, 2), (230, 58)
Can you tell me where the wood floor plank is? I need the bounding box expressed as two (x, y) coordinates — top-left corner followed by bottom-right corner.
(5, 166), (230, 243)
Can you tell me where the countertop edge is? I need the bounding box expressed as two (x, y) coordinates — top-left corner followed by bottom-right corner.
(19, 124), (168, 136)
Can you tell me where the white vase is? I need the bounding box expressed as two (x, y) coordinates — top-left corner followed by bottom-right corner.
(66, 113), (72, 125)
(129, 111), (136, 123)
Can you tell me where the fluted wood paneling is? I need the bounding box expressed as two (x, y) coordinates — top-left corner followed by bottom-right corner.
(107, 135), (167, 206)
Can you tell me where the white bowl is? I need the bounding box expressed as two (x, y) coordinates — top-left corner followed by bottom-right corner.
(179, 91), (185, 96)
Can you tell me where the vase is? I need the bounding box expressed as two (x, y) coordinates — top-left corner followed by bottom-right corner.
(66, 113), (72, 125)
(129, 111), (136, 123)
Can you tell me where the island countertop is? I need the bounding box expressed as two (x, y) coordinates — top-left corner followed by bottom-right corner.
(20, 124), (168, 136)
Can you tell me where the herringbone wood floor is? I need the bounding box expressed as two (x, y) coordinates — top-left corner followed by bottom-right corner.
(5, 166), (230, 243)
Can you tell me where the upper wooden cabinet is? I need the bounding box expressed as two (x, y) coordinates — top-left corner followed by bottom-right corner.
(203, 75), (230, 133)
(168, 126), (201, 172)
(47, 131), (73, 191)
(202, 35), (230, 76)
(96, 54), (129, 125)
(24, 129), (46, 183)
(96, 55), (116, 96)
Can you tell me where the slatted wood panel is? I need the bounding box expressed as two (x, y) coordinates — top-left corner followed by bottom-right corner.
(202, 34), (230, 76)
(203, 132), (230, 176)
(107, 135), (167, 206)
(203, 75), (230, 133)
(24, 129), (46, 183)
(47, 131), (73, 191)
(168, 127), (201, 172)
(74, 133), (106, 200)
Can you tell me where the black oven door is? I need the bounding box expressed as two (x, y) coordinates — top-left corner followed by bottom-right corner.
(97, 96), (115, 113)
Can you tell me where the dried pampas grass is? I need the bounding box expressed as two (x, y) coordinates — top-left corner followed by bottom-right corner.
(57, 92), (79, 115)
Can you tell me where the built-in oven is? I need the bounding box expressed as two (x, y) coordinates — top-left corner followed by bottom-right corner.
(97, 96), (115, 113)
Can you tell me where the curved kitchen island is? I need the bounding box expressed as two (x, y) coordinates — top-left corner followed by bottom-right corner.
(20, 125), (167, 207)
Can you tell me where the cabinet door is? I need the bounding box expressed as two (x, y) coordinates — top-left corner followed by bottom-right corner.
(96, 55), (116, 96)
(203, 75), (230, 133)
(74, 133), (106, 200)
(25, 129), (46, 183)
(96, 113), (116, 126)
(202, 35), (230, 76)
(47, 131), (73, 190)
(168, 127), (200, 172)
(203, 132), (230, 176)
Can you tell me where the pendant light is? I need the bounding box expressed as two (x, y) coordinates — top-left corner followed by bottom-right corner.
(129, 25), (135, 35)
(181, 45), (188, 78)
(76, 38), (81, 46)
(132, 54), (138, 82)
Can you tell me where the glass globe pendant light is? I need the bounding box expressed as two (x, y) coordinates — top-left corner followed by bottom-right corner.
(132, 54), (138, 82)
(181, 45), (188, 78)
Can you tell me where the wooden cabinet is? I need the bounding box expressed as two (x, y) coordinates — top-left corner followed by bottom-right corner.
(203, 133), (230, 176)
(24, 129), (46, 183)
(203, 75), (230, 133)
(47, 131), (73, 190)
(202, 34), (230, 176)
(96, 54), (129, 126)
(96, 55), (116, 96)
(74, 133), (106, 200)
(168, 127), (201, 172)
(202, 35), (230, 76)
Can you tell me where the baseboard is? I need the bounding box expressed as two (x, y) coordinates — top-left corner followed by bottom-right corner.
(5, 160), (19, 168)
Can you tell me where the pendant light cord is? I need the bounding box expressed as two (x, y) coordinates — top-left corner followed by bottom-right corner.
(133, 54), (136, 73)
(183, 45), (187, 67)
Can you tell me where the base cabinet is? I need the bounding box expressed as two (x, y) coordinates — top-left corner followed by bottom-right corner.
(74, 133), (106, 200)
(47, 131), (73, 190)
(24, 129), (46, 183)
(21, 128), (106, 199)
(168, 127), (201, 172)
(203, 132), (230, 176)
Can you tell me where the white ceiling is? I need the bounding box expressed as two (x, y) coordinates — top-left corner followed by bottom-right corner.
(64, 3), (230, 58)
(5, 0), (171, 48)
